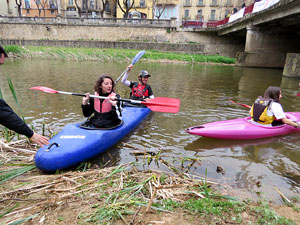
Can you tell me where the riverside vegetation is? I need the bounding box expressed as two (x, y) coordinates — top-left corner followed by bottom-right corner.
(0, 46), (299, 224)
(3, 45), (236, 64)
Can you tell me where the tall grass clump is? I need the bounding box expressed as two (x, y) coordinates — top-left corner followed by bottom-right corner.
(3, 45), (25, 55)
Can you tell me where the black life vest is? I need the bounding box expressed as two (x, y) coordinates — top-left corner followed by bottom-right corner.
(250, 96), (275, 125)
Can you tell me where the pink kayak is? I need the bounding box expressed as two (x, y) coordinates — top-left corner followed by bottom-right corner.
(186, 112), (300, 140)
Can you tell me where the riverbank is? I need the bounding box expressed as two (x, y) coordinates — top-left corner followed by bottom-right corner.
(3, 45), (236, 65)
(0, 139), (299, 225)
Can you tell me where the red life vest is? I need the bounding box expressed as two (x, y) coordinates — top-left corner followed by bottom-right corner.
(131, 83), (149, 98)
(94, 92), (116, 113)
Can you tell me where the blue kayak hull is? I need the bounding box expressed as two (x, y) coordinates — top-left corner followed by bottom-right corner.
(35, 107), (151, 172)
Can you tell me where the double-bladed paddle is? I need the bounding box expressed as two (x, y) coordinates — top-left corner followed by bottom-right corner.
(30, 86), (180, 113)
(115, 50), (146, 84)
(228, 99), (251, 109)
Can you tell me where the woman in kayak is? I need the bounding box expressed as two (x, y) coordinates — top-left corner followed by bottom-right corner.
(81, 74), (122, 129)
(121, 64), (154, 101)
(250, 86), (300, 128)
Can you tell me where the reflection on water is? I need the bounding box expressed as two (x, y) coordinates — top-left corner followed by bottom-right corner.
(1, 58), (299, 203)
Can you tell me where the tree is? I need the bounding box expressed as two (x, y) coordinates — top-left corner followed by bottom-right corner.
(152, 0), (168, 19)
(99, 0), (108, 18)
(117, 0), (134, 18)
(74, 0), (83, 18)
(15, 0), (22, 17)
(98, 0), (116, 18)
(7, 0), (12, 14)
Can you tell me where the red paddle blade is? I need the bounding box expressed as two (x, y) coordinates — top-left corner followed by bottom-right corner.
(142, 97), (180, 113)
(297, 93), (300, 96)
(30, 86), (59, 94)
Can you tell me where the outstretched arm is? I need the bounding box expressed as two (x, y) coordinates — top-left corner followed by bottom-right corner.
(0, 99), (33, 138)
(121, 64), (133, 87)
(281, 117), (300, 128)
(0, 99), (49, 146)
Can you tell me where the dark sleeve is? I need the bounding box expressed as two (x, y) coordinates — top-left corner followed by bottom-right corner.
(81, 100), (95, 117)
(0, 99), (34, 138)
(147, 85), (154, 96)
(129, 82), (136, 88)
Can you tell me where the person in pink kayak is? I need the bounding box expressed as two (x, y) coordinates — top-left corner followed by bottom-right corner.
(250, 86), (300, 128)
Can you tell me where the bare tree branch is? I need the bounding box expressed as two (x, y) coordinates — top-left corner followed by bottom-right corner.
(15, 0), (22, 17)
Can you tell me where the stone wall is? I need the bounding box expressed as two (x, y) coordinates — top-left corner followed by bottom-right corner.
(0, 23), (245, 57)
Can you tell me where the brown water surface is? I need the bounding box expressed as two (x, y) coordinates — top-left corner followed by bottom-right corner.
(1, 58), (299, 203)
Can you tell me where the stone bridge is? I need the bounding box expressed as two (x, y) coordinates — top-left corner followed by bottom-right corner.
(216, 0), (300, 75)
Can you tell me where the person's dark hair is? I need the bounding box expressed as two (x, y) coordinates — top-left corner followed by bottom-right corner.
(264, 86), (281, 102)
(94, 74), (115, 95)
(0, 45), (8, 58)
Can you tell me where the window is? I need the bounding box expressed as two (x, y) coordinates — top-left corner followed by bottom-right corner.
(140, 0), (145, 7)
(68, 0), (74, 5)
(198, 0), (204, 6)
(197, 9), (202, 15)
(184, 9), (189, 17)
(210, 9), (216, 20)
(25, 0), (30, 8)
(49, 0), (56, 9)
(212, 0), (217, 5)
(90, 0), (95, 9)
(184, 0), (191, 6)
(127, 0), (131, 8)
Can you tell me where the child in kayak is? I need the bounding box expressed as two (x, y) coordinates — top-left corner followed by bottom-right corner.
(121, 64), (154, 101)
(250, 86), (300, 128)
(81, 74), (122, 129)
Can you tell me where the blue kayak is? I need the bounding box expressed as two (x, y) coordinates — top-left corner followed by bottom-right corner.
(35, 106), (151, 172)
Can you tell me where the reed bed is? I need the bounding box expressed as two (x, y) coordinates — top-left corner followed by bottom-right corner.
(0, 138), (220, 225)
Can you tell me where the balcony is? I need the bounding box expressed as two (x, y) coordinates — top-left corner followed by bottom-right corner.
(210, 0), (218, 7)
(196, 2), (205, 6)
(182, 16), (191, 20)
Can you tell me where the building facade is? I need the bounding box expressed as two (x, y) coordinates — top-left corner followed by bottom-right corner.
(0, 1), (19, 16)
(116, 0), (179, 19)
(179, 0), (251, 21)
(21, 0), (61, 17)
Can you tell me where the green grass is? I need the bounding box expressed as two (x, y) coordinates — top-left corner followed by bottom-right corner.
(0, 165), (36, 185)
(3, 45), (236, 64)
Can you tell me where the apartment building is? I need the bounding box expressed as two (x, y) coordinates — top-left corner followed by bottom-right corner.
(22, 0), (61, 17)
(179, 0), (251, 21)
(116, 0), (179, 19)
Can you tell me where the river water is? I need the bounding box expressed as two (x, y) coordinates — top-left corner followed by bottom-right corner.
(1, 58), (299, 203)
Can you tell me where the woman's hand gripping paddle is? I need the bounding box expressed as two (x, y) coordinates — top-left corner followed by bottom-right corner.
(30, 86), (180, 113)
(115, 50), (146, 84)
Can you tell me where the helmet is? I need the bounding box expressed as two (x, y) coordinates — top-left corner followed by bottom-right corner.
(138, 70), (151, 77)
